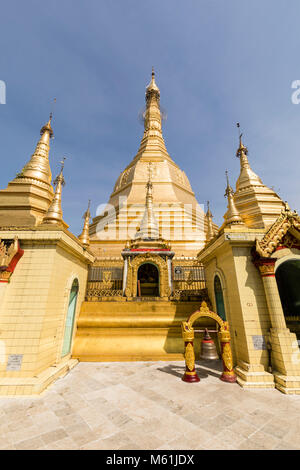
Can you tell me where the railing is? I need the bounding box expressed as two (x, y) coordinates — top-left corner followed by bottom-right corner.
(173, 265), (206, 293)
(86, 266), (123, 300)
(85, 264), (207, 301)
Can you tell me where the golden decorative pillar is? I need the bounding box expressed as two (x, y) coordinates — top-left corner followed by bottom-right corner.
(219, 323), (237, 383)
(181, 322), (200, 383)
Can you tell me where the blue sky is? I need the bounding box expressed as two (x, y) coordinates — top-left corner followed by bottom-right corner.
(1, 1), (299, 234)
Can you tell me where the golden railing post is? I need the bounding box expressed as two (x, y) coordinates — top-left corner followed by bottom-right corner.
(219, 322), (237, 383)
(181, 321), (200, 383)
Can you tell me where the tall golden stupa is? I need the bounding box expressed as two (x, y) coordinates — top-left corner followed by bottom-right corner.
(89, 69), (215, 258)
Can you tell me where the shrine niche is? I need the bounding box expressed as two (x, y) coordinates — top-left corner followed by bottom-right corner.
(0, 237), (24, 283)
(125, 252), (170, 299)
(181, 301), (236, 383)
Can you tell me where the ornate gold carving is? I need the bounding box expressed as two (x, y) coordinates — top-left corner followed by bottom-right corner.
(256, 205), (300, 258)
(0, 271), (11, 282)
(281, 232), (300, 249)
(181, 321), (194, 342)
(257, 263), (275, 276)
(185, 343), (195, 371)
(101, 270), (112, 289)
(0, 237), (18, 268)
(125, 253), (170, 298)
(222, 343), (233, 371)
(219, 327), (231, 343)
(86, 288), (122, 299)
(188, 301), (225, 330)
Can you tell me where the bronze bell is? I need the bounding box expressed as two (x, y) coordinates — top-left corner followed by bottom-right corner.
(200, 328), (219, 360)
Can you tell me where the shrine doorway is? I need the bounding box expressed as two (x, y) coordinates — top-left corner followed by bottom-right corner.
(214, 275), (226, 321)
(276, 259), (300, 339)
(137, 263), (159, 297)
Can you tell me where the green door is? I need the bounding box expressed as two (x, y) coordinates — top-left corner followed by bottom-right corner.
(214, 275), (226, 321)
(62, 279), (79, 357)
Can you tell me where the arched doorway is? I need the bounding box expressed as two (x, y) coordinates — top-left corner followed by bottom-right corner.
(137, 263), (159, 297)
(62, 279), (79, 357)
(214, 275), (226, 321)
(276, 259), (300, 317)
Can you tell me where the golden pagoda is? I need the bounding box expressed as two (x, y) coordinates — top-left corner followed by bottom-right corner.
(89, 69), (216, 257)
(0, 115), (54, 226)
(0, 70), (300, 396)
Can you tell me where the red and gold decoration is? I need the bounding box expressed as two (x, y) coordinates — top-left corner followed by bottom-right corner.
(181, 322), (200, 382)
(0, 237), (24, 283)
(219, 323), (237, 383)
(181, 301), (237, 383)
(253, 257), (276, 278)
(255, 203), (300, 258)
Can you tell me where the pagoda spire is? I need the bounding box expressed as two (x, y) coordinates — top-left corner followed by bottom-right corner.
(143, 67), (162, 136)
(205, 201), (215, 242)
(224, 171), (244, 227)
(78, 200), (91, 247)
(135, 162), (159, 239)
(235, 128), (263, 191)
(14, 114), (54, 187)
(129, 68), (172, 164)
(233, 125), (285, 228)
(42, 158), (68, 227)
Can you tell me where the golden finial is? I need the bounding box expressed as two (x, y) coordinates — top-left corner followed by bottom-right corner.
(40, 99), (56, 138)
(42, 158), (68, 227)
(235, 123), (263, 192)
(78, 200), (91, 247)
(224, 170), (234, 198)
(205, 201), (215, 242)
(224, 171), (244, 226)
(236, 123), (248, 158)
(40, 114), (54, 138)
(146, 67), (160, 95)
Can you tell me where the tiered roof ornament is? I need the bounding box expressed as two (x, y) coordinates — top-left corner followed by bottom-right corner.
(235, 130), (263, 191)
(224, 171), (245, 227)
(205, 201), (215, 242)
(135, 162), (160, 240)
(78, 200), (91, 247)
(0, 114), (57, 226)
(42, 158), (68, 228)
(234, 124), (285, 228)
(14, 114), (54, 188)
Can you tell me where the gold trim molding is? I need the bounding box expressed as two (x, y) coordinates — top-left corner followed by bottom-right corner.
(256, 204), (300, 258)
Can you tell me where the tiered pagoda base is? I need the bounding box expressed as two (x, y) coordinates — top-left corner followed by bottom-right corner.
(72, 300), (216, 362)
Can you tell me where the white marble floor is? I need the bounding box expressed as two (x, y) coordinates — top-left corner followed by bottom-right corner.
(0, 360), (299, 450)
